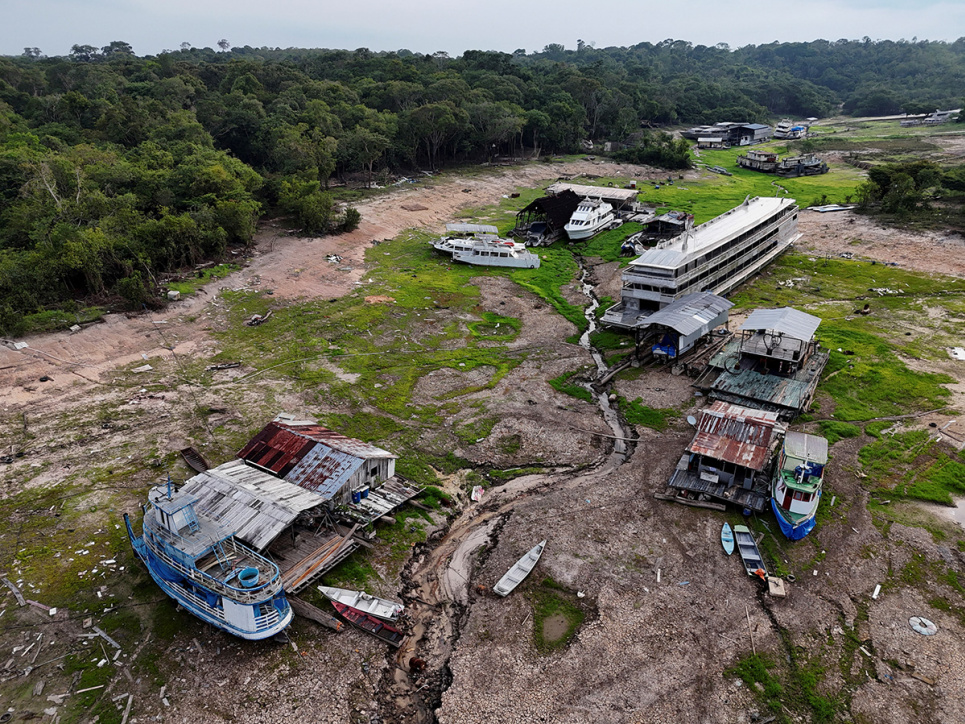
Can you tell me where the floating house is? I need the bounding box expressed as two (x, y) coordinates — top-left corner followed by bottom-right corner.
(699, 307), (830, 419)
(602, 196), (800, 331)
(633, 291), (733, 360)
(668, 401), (786, 512)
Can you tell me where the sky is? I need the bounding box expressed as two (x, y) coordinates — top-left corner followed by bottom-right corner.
(5, 0), (965, 58)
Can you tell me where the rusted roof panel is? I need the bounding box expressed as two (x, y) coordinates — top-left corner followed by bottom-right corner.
(180, 460), (324, 551)
(688, 401), (785, 471)
(286, 445), (362, 497)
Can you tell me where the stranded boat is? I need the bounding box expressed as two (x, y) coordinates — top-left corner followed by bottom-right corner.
(564, 198), (615, 240)
(331, 601), (405, 647)
(431, 223), (526, 258)
(771, 431), (828, 540)
(125, 482), (292, 640)
(773, 119), (806, 140)
(733, 525), (767, 579)
(452, 238), (541, 269)
(494, 540), (546, 596)
(318, 585), (403, 622)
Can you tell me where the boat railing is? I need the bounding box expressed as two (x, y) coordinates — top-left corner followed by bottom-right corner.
(169, 575), (285, 632)
(146, 536), (283, 603)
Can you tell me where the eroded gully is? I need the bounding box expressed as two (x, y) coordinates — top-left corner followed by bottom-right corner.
(380, 258), (634, 723)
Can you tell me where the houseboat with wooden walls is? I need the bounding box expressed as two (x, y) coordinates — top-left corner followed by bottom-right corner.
(602, 196), (801, 331)
(125, 482), (293, 640)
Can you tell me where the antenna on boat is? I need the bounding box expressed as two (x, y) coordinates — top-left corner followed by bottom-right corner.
(166, 474), (174, 500)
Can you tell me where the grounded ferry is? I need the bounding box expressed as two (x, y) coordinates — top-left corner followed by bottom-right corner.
(602, 196), (800, 330)
(125, 482), (293, 640)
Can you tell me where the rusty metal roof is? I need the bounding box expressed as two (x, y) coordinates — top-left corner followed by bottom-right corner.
(237, 418), (396, 498)
(180, 460), (324, 551)
(688, 401), (785, 471)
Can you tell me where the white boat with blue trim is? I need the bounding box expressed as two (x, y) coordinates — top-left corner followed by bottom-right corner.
(125, 482), (293, 640)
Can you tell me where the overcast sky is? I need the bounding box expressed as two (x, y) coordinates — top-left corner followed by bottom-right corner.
(5, 0), (965, 58)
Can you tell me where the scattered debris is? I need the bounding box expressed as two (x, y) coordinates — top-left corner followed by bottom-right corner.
(245, 310), (273, 326)
(206, 362), (241, 371)
(909, 616), (938, 636)
(131, 364), (153, 373)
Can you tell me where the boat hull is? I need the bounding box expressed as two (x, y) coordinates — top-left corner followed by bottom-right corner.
(770, 494), (819, 541)
(494, 540), (546, 596)
(721, 522), (735, 555)
(125, 514), (292, 640)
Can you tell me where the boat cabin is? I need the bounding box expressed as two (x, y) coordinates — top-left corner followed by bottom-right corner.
(773, 431), (827, 513)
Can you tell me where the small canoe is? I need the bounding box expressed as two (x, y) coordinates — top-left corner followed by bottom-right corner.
(494, 540), (546, 597)
(331, 601), (404, 647)
(318, 585), (403, 622)
(733, 525), (767, 579)
(179, 446), (209, 473)
(721, 522), (735, 556)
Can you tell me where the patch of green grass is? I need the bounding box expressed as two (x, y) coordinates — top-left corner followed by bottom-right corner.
(619, 396), (675, 431)
(20, 305), (106, 335)
(453, 416), (498, 445)
(417, 485), (452, 510)
(166, 263), (239, 295)
(818, 420), (863, 446)
(589, 327), (634, 351)
(376, 509), (430, 562)
(726, 653), (784, 712)
(578, 222), (644, 263)
(856, 431), (965, 506)
(467, 312), (521, 341)
(320, 411), (406, 442)
(495, 433), (522, 455)
(900, 455), (965, 505)
(548, 369), (593, 403)
(320, 555), (378, 589)
(527, 577), (586, 653)
(487, 466), (545, 481)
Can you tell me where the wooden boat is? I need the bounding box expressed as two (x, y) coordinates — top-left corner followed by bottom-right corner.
(125, 482), (292, 640)
(771, 432), (828, 541)
(318, 585), (403, 622)
(179, 446), (209, 473)
(494, 540), (546, 596)
(331, 601), (404, 647)
(732, 525), (767, 578)
(721, 522), (735, 556)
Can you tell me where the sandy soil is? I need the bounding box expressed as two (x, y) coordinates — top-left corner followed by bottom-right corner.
(2, 159), (965, 724)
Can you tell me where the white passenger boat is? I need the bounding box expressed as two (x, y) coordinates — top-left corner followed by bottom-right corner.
(318, 585), (404, 622)
(564, 198), (615, 240)
(452, 238), (541, 269)
(494, 540), (546, 596)
(773, 119), (806, 140)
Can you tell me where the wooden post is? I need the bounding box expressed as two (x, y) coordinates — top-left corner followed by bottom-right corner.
(744, 604), (756, 655)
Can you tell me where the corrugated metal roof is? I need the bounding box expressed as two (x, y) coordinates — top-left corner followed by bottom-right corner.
(238, 419), (395, 497)
(545, 183), (639, 203)
(688, 401), (785, 471)
(180, 460), (324, 551)
(783, 431), (828, 465)
(637, 291), (732, 336)
(739, 307), (821, 342)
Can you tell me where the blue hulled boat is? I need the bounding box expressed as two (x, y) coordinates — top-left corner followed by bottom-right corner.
(771, 432), (828, 541)
(125, 482), (292, 640)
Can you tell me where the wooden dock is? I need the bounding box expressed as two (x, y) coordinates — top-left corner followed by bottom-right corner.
(269, 525), (360, 594)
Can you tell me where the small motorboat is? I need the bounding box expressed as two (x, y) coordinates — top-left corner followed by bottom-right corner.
(331, 601), (404, 647)
(318, 585), (403, 622)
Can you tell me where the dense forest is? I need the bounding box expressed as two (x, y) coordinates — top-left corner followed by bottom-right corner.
(2, 37), (965, 331)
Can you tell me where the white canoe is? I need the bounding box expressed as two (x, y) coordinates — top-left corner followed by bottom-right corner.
(318, 586), (404, 622)
(494, 540), (546, 597)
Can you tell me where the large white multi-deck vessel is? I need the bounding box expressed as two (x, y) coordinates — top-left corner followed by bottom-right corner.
(564, 198), (615, 240)
(773, 119), (806, 140)
(602, 196), (800, 330)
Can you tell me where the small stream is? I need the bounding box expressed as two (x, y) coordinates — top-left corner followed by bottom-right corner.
(576, 262), (631, 461)
(381, 260), (635, 723)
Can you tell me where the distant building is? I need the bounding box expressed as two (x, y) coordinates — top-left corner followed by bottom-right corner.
(682, 122), (771, 145)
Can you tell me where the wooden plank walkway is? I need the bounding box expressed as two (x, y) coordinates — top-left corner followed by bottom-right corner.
(278, 524), (360, 594)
